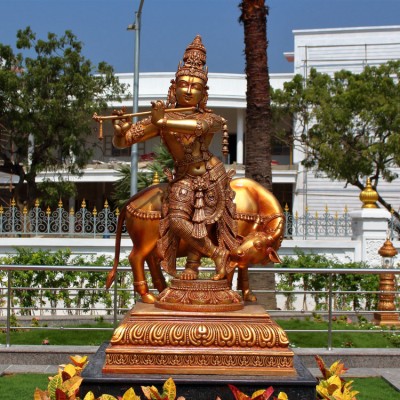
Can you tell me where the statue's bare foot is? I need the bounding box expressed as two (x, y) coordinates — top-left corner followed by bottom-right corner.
(180, 268), (199, 280)
(212, 248), (228, 280)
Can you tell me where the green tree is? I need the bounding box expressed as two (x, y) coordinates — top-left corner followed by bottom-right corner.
(272, 61), (400, 219)
(0, 27), (126, 207)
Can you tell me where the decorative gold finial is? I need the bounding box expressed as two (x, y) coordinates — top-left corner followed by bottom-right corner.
(152, 172), (160, 185)
(360, 178), (378, 208)
(378, 238), (398, 258)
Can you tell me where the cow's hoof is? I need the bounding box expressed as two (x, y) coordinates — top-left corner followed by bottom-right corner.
(212, 272), (226, 281)
(141, 293), (157, 304)
(243, 289), (257, 302)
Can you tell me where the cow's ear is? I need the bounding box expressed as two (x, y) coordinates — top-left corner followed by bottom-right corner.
(268, 248), (282, 264)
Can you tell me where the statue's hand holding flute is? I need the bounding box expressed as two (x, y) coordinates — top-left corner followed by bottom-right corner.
(92, 104), (195, 140)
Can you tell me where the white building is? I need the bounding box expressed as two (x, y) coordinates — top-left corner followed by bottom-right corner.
(44, 25), (400, 215)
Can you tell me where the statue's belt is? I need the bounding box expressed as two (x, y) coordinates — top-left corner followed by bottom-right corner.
(126, 205), (284, 228)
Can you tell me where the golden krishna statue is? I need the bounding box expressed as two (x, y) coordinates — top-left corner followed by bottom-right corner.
(96, 35), (285, 307)
(94, 35), (294, 377)
(114, 35), (236, 283)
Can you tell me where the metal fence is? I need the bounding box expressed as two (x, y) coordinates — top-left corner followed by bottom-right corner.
(284, 206), (353, 239)
(0, 199), (362, 239)
(1, 265), (399, 350)
(0, 199), (121, 237)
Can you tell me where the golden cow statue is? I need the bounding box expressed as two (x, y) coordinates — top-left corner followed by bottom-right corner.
(106, 178), (284, 304)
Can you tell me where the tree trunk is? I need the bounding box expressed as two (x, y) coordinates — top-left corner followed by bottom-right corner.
(240, 0), (276, 309)
(240, 0), (272, 189)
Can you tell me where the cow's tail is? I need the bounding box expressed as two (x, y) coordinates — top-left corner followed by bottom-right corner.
(106, 205), (127, 289)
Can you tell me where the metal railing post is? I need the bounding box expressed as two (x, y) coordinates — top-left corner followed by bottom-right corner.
(327, 269), (333, 350)
(6, 270), (12, 347)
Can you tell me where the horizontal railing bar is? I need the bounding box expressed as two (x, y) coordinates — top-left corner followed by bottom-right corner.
(3, 287), (132, 292)
(251, 289), (400, 294)
(5, 326), (115, 331)
(1, 265), (399, 274)
(0, 307), (125, 312)
(0, 265), (130, 272)
(2, 307), (397, 315)
(4, 327), (400, 334)
(284, 329), (400, 333)
(4, 285), (397, 298)
(267, 310), (400, 315)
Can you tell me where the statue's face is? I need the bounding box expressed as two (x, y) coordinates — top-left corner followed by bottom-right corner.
(175, 76), (205, 107)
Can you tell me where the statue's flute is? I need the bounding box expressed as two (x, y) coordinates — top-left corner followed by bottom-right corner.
(92, 107), (196, 140)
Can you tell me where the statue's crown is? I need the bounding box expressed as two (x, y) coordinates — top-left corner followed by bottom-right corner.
(176, 35), (208, 83)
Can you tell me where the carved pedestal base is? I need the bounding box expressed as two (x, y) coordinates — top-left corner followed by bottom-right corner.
(103, 302), (295, 376)
(156, 279), (244, 312)
(373, 312), (400, 326)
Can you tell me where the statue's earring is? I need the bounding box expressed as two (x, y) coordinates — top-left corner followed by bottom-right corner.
(167, 80), (177, 108)
(199, 88), (209, 111)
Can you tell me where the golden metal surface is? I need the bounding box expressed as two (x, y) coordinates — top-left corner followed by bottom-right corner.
(374, 239), (399, 326)
(103, 303), (295, 376)
(378, 238), (398, 258)
(373, 271), (400, 326)
(156, 279), (243, 312)
(97, 35), (286, 309)
(108, 178), (284, 304)
(105, 36), (241, 290)
(96, 34), (293, 378)
(360, 178), (379, 208)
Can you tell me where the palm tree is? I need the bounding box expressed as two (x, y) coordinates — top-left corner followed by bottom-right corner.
(239, 0), (276, 309)
(112, 145), (174, 208)
(239, 0), (272, 190)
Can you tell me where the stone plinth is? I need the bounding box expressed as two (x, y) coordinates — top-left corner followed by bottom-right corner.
(103, 302), (294, 376)
(82, 342), (316, 400)
(350, 208), (392, 266)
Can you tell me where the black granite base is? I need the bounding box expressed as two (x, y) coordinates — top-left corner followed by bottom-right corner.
(81, 342), (317, 400)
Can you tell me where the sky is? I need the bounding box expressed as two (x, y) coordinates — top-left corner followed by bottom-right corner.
(1, 0), (400, 75)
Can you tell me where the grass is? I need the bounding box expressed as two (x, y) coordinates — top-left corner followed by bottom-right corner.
(0, 373), (49, 400)
(1, 318), (398, 348)
(0, 374), (398, 400)
(276, 318), (398, 348)
(0, 321), (114, 346)
(352, 378), (400, 399)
